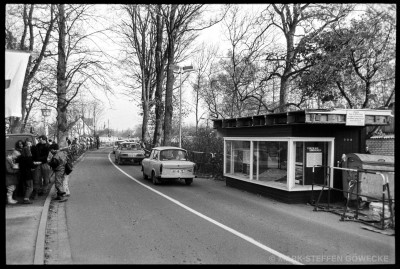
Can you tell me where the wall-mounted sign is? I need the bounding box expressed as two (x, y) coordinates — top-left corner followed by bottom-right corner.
(346, 110), (365, 126)
(306, 147), (322, 168)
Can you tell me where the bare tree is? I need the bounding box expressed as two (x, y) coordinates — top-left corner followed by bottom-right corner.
(151, 4), (168, 147)
(54, 4), (113, 146)
(208, 5), (279, 118)
(161, 4), (228, 145)
(191, 42), (219, 133)
(6, 4), (55, 133)
(119, 5), (158, 145)
(265, 4), (354, 112)
(296, 4), (395, 110)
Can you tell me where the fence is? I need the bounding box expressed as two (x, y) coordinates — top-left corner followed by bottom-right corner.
(312, 165), (395, 230)
(66, 143), (87, 162)
(186, 151), (224, 180)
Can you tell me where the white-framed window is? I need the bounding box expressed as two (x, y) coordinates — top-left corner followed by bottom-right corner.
(224, 137), (334, 191)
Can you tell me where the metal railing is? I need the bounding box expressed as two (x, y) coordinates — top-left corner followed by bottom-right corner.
(186, 151), (224, 179)
(311, 165), (395, 230)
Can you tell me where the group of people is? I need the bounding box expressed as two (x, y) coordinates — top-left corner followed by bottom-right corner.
(5, 135), (71, 205)
(66, 135), (100, 150)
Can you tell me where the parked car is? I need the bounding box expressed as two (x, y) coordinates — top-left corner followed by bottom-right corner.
(141, 146), (196, 185)
(114, 142), (145, 165)
(6, 133), (37, 156)
(112, 139), (126, 154)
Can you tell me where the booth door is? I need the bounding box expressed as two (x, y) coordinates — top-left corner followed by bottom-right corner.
(304, 142), (328, 185)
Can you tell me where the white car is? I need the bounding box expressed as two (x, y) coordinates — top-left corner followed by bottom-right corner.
(114, 142), (146, 165)
(112, 139), (126, 154)
(141, 146), (196, 185)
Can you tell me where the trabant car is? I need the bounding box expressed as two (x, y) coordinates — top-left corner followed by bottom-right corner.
(112, 139), (126, 154)
(141, 146), (196, 185)
(114, 142), (145, 165)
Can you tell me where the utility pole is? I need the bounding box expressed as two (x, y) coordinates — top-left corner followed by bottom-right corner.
(169, 64), (194, 148)
(93, 104), (96, 136)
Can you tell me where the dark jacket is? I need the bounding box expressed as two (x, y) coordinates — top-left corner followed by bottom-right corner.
(19, 155), (36, 182)
(33, 143), (50, 164)
(50, 150), (68, 173)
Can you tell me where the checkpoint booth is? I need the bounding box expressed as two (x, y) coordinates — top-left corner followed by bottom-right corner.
(212, 109), (393, 203)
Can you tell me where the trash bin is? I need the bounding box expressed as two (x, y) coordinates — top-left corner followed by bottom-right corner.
(342, 153), (394, 201)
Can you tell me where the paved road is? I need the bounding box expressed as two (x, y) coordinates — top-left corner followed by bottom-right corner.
(63, 148), (395, 264)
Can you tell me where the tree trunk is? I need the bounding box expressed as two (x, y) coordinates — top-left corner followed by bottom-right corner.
(56, 4), (69, 148)
(362, 81), (371, 108)
(141, 97), (149, 145)
(153, 5), (164, 147)
(163, 47), (175, 146)
(278, 74), (289, 112)
(163, 5), (178, 146)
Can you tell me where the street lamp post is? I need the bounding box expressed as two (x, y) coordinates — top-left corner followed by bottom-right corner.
(41, 107), (51, 136)
(170, 64), (194, 148)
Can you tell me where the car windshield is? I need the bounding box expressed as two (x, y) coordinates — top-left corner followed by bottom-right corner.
(160, 149), (187, 161)
(121, 143), (141, 150)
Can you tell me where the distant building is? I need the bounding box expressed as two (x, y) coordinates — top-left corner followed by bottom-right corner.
(69, 117), (94, 138)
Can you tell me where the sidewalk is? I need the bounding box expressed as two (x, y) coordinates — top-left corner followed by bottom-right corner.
(5, 150), (86, 265)
(5, 183), (54, 264)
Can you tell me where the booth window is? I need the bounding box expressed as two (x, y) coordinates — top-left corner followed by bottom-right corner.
(224, 138), (333, 190)
(254, 141), (287, 184)
(230, 141), (251, 179)
(225, 140), (232, 174)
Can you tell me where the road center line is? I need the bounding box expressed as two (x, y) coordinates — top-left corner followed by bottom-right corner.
(108, 153), (302, 265)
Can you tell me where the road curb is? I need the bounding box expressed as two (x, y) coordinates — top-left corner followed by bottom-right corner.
(33, 150), (86, 264)
(34, 184), (56, 264)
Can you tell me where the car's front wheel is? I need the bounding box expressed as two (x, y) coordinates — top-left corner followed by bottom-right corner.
(185, 179), (193, 185)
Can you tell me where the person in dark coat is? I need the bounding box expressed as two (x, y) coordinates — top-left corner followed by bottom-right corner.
(19, 144), (41, 204)
(32, 135), (51, 198)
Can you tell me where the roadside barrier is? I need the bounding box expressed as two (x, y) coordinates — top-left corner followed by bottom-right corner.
(187, 151), (224, 179)
(311, 165), (395, 230)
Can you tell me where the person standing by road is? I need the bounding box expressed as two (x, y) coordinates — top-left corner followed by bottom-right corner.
(48, 143), (68, 202)
(14, 140), (24, 154)
(32, 135), (51, 199)
(60, 146), (72, 197)
(19, 142), (41, 204)
(6, 150), (21, 204)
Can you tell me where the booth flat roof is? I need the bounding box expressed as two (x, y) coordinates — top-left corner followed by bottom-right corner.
(211, 109), (392, 129)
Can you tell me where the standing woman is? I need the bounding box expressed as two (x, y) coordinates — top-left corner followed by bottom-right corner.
(19, 141), (41, 204)
(6, 150), (21, 204)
